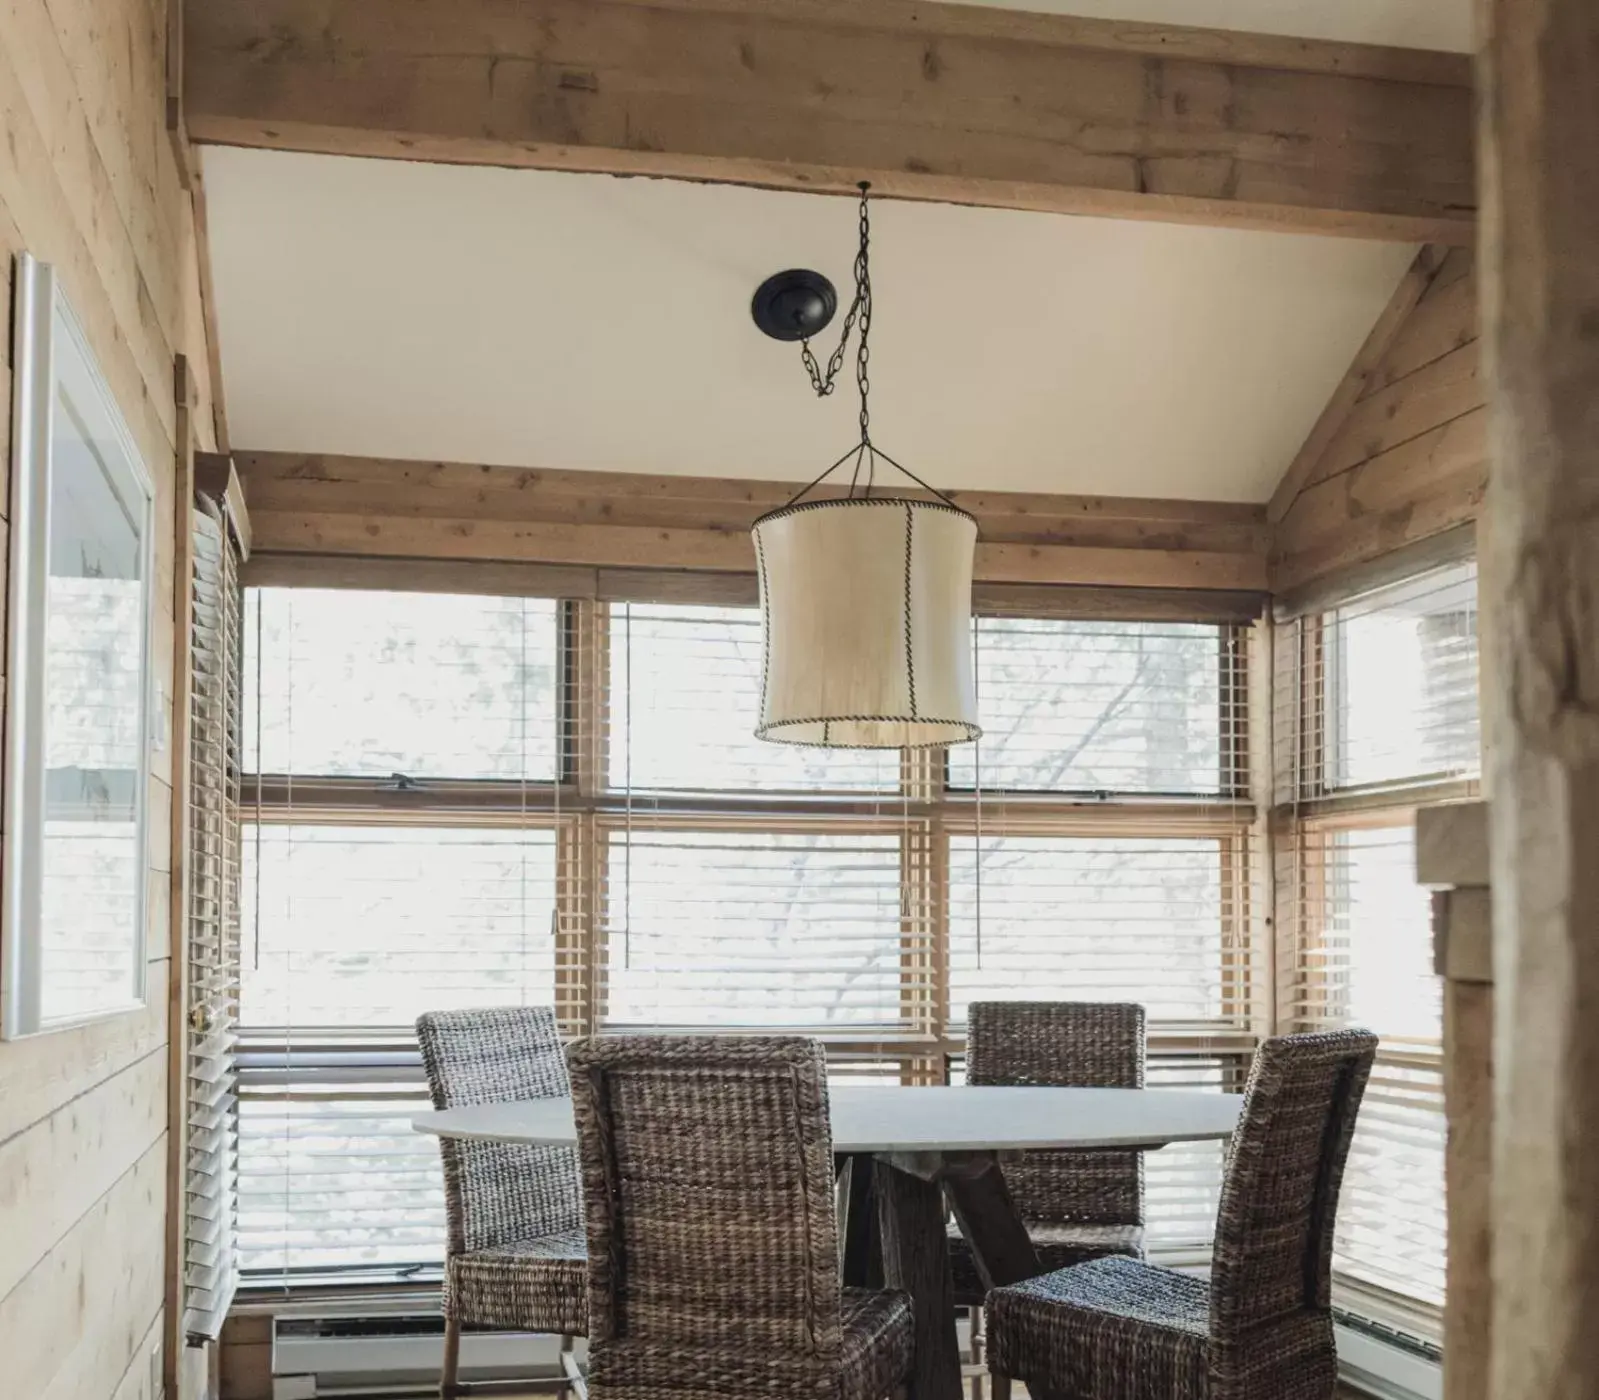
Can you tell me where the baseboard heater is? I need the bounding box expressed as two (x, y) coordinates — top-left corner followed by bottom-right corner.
(271, 1313), (575, 1399)
(1336, 1324), (1443, 1400)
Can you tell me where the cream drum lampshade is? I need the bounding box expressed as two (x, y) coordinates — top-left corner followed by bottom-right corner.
(752, 497), (982, 748)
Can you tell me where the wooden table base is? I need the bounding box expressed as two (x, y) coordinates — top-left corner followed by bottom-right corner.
(865, 1151), (1044, 1400)
(876, 1159), (964, 1400)
(944, 1161), (1039, 1291)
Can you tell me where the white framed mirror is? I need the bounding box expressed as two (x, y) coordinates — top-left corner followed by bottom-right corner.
(2, 254), (155, 1038)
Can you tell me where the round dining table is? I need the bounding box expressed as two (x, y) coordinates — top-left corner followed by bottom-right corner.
(415, 1084), (1243, 1400)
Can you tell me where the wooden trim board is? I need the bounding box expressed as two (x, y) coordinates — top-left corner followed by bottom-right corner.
(233, 450), (1269, 592)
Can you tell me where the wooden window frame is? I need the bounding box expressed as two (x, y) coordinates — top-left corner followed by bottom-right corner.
(238, 586), (1265, 1063)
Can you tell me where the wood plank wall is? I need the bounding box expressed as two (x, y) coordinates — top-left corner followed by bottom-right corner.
(0, 0), (216, 1393)
(1270, 249), (1487, 593)
(234, 450), (1270, 595)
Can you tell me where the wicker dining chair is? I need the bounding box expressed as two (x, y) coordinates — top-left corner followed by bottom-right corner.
(985, 1029), (1379, 1400)
(949, 1002), (1148, 1307)
(417, 1007), (588, 1399)
(566, 1034), (916, 1400)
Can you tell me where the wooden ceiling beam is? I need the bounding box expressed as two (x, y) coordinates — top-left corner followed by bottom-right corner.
(232, 448), (1269, 591)
(183, 0), (1475, 243)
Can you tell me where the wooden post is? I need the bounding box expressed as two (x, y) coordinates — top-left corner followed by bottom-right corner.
(1417, 803), (1492, 1400)
(1477, 3), (1599, 1396)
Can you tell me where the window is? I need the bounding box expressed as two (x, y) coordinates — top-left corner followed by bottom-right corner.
(1325, 564), (1479, 792)
(238, 590), (567, 1280)
(1290, 825), (1440, 1048)
(1276, 555), (1479, 1344)
(247, 589), (561, 781)
(607, 603), (896, 793)
(600, 828), (907, 1029)
(243, 826), (560, 1028)
(948, 835), (1244, 1026)
(950, 618), (1242, 796)
(238, 585), (1258, 1283)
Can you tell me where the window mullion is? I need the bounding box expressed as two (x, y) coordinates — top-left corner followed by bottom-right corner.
(562, 599), (606, 1037)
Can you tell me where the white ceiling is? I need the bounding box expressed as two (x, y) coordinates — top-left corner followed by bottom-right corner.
(961, 0), (1471, 51)
(204, 142), (1417, 503)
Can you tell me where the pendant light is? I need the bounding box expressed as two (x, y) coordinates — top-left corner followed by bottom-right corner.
(751, 186), (981, 750)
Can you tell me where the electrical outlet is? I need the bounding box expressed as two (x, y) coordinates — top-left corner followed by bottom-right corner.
(149, 1340), (164, 1399)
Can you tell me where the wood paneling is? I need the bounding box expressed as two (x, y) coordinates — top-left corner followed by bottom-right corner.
(0, 1049), (168, 1300)
(111, 1313), (165, 1400)
(1267, 246), (1448, 524)
(184, 0), (1474, 243)
(234, 450), (1270, 592)
(0, 977), (170, 1146)
(1309, 340), (1482, 487)
(0, 1141), (168, 1400)
(0, 0), (213, 1393)
(1270, 251), (1486, 592)
(217, 1316), (272, 1400)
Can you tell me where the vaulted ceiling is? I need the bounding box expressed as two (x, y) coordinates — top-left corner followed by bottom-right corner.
(199, 0), (1469, 502)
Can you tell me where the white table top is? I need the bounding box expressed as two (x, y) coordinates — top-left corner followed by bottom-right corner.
(414, 1085), (1243, 1154)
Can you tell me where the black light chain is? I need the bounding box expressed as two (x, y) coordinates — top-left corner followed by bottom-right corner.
(775, 183), (961, 512)
(799, 183), (873, 449)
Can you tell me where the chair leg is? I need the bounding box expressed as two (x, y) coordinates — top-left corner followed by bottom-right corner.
(968, 1307), (986, 1400)
(558, 1334), (585, 1400)
(990, 1375), (1010, 1400)
(440, 1314), (462, 1398)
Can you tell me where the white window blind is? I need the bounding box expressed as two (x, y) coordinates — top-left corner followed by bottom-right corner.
(242, 826), (560, 1028)
(238, 589), (567, 1283)
(1276, 557), (1479, 1345)
(598, 602), (926, 1040)
(1287, 825), (1440, 1048)
(599, 827), (912, 1032)
(238, 1085), (444, 1276)
(950, 618), (1245, 796)
(182, 503), (244, 1340)
(607, 603), (897, 793)
(1143, 1054), (1236, 1260)
(1275, 560), (1480, 803)
(948, 834), (1248, 1028)
(1335, 1059), (1446, 1320)
(236, 826), (565, 1277)
(246, 589), (561, 781)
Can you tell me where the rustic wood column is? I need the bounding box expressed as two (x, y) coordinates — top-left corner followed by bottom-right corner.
(1477, 3), (1599, 1397)
(1418, 803), (1492, 1400)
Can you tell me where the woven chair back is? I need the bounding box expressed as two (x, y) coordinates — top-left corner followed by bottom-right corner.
(967, 1001), (1146, 1226)
(1209, 1029), (1379, 1344)
(417, 1006), (583, 1255)
(568, 1035), (843, 1397)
